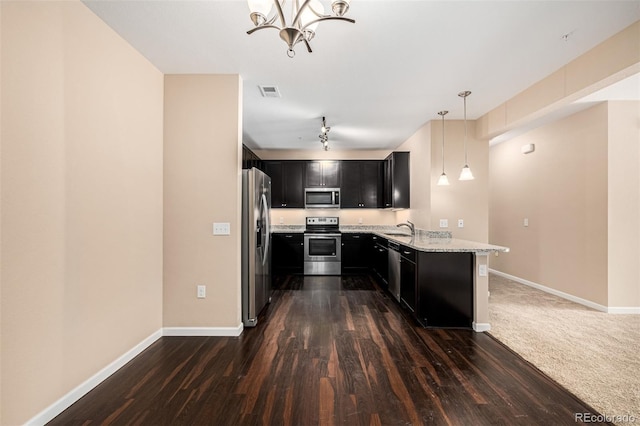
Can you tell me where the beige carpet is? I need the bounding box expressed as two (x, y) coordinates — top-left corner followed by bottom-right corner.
(488, 273), (640, 424)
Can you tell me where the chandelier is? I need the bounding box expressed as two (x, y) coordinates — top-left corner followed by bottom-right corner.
(246, 0), (355, 58)
(319, 116), (330, 150)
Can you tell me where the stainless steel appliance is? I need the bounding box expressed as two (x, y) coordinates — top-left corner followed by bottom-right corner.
(241, 168), (272, 327)
(388, 241), (401, 302)
(303, 217), (341, 275)
(304, 188), (340, 208)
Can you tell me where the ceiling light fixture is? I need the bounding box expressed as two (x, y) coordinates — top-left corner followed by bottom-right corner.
(246, 0), (355, 58)
(319, 116), (331, 150)
(458, 90), (474, 181)
(437, 111), (450, 186)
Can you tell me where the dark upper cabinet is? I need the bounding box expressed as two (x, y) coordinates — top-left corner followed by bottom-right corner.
(264, 161), (304, 208)
(383, 152), (410, 209)
(305, 161), (340, 188)
(242, 145), (263, 171)
(340, 161), (383, 208)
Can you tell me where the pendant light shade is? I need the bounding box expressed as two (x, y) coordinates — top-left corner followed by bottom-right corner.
(437, 110), (449, 186)
(458, 90), (475, 181)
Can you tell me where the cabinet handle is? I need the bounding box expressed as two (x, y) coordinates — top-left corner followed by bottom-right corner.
(285, 235), (293, 238)
(353, 235), (360, 239)
(403, 251), (411, 255)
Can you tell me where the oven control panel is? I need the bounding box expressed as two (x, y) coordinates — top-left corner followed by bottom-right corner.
(306, 217), (339, 226)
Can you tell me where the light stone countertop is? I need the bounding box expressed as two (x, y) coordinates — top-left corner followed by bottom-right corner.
(270, 225), (509, 254)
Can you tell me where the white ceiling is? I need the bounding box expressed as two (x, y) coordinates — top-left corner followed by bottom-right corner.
(83, 0), (640, 151)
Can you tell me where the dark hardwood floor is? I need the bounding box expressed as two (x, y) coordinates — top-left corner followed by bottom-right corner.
(49, 274), (609, 425)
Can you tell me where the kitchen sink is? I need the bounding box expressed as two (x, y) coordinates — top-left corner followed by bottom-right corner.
(383, 232), (412, 237)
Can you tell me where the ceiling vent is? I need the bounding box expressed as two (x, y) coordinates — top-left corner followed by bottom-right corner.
(259, 85), (281, 98)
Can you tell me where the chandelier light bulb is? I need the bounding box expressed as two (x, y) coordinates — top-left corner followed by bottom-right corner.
(246, 0), (355, 57)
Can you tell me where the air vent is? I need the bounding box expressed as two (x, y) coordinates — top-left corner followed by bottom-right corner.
(259, 85), (281, 98)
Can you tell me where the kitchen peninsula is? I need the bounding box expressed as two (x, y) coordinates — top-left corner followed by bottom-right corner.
(271, 224), (509, 332)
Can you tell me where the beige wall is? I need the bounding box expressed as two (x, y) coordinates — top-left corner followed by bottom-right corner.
(477, 21), (640, 140)
(428, 120), (489, 242)
(395, 122), (432, 229)
(1, 2), (164, 424)
(164, 75), (243, 328)
(489, 103), (610, 306)
(607, 101), (640, 307)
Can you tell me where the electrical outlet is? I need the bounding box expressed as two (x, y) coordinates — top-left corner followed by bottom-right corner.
(523, 218), (529, 227)
(197, 285), (206, 299)
(358, 217), (363, 224)
(213, 222), (230, 235)
(439, 219), (448, 228)
(279, 217), (284, 224)
(479, 265), (488, 277)
(458, 219), (464, 228)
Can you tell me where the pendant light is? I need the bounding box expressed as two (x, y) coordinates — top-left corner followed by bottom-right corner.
(437, 110), (450, 186)
(458, 90), (474, 181)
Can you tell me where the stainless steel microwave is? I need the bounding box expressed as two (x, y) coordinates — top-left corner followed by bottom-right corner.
(304, 188), (340, 209)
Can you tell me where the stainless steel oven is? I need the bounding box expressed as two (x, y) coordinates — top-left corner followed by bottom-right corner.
(303, 217), (341, 275)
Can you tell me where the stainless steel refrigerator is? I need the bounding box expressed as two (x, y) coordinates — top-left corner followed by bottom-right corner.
(241, 167), (272, 327)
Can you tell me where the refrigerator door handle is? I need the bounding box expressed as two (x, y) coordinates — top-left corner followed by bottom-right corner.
(260, 193), (270, 266)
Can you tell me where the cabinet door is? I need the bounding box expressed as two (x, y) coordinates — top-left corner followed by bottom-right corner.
(341, 233), (369, 271)
(360, 161), (383, 208)
(305, 161), (340, 187)
(272, 233), (304, 273)
(282, 161), (304, 208)
(321, 161), (341, 187)
(264, 161), (285, 207)
(305, 162), (322, 187)
(340, 161), (361, 208)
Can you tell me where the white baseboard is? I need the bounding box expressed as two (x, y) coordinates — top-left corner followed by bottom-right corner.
(25, 324), (245, 425)
(607, 306), (640, 314)
(489, 269), (640, 314)
(26, 329), (163, 426)
(473, 322), (491, 332)
(163, 325), (243, 337)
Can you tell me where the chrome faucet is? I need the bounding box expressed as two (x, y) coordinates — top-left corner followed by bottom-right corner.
(397, 220), (415, 236)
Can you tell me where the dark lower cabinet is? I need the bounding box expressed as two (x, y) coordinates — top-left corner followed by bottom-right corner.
(341, 233), (370, 273)
(370, 235), (388, 287)
(271, 233), (304, 274)
(399, 245), (416, 313)
(416, 252), (473, 328)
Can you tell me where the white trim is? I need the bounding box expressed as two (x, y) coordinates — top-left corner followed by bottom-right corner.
(473, 322), (491, 332)
(489, 269), (640, 314)
(26, 329), (163, 426)
(607, 306), (640, 314)
(162, 325), (243, 337)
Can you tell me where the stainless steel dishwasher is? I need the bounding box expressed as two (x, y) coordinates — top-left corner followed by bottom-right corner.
(388, 241), (401, 302)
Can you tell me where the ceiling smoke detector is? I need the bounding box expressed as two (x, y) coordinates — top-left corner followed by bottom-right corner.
(259, 85), (281, 98)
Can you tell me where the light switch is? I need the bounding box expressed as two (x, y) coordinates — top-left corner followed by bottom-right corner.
(439, 219), (448, 228)
(523, 218), (529, 227)
(213, 222), (231, 235)
(197, 285), (206, 299)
